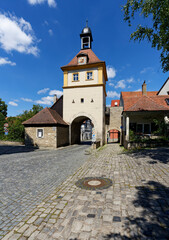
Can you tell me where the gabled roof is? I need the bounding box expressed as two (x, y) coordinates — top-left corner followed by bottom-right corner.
(61, 48), (103, 68)
(23, 107), (68, 126)
(124, 95), (169, 112)
(157, 77), (169, 95)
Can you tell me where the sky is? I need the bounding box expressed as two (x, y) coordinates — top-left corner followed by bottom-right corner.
(0, 0), (168, 117)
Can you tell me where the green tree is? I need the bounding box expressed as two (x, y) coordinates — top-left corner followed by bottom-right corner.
(0, 112), (5, 138)
(32, 104), (43, 114)
(0, 98), (7, 117)
(0, 104), (43, 142)
(123, 0), (169, 72)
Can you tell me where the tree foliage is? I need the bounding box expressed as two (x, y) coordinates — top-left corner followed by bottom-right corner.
(0, 98), (7, 117)
(123, 0), (169, 72)
(0, 104), (43, 142)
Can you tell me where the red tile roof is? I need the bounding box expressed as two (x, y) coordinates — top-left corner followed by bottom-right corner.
(111, 100), (120, 107)
(123, 94), (169, 112)
(62, 49), (102, 67)
(23, 108), (68, 125)
(121, 91), (158, 98)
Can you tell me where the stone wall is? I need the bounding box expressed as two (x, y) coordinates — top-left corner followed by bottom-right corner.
(57, 126), (69, 147)
(25, 126), (57, 148)
(108, 106), (123, 131)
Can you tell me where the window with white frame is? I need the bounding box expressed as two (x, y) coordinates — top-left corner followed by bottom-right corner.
(73, 73), (79, 81)
(87, 72), (93, 80)
(37, 129), (44, 138)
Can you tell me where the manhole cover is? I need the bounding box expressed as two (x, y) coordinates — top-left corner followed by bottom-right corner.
(75, 177), (112, 190)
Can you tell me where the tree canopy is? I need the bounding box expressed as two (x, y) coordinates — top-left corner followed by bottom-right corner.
(0, 98), (7, 118)
(0, 104), (43, 142)
(123, 0), (169, 72)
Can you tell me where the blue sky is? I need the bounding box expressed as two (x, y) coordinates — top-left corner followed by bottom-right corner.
(0, 0), (168, 116)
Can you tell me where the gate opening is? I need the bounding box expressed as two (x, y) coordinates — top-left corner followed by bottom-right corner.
(107, 129), (120, 143)
(71, 116), (94, 145)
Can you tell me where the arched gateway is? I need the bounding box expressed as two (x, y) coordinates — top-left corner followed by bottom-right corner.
(61, 22), (108, 146)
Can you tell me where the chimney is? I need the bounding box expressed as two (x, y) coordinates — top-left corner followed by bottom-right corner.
(142, 81), (147, 96)
(53, 94), (57, 103)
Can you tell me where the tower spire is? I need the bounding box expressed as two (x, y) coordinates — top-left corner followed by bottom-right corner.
(80, 22), (93, 49)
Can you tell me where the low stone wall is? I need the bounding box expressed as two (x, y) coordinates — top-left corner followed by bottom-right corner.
(125, 141), (169, 149)
(0, 140), (24, 146)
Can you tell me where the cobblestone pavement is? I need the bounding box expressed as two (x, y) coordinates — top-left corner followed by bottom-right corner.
(0, 144), (90, 239)
(2, 144), (169, 240)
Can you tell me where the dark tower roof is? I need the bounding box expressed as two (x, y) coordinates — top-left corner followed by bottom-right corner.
(80, 21), (93, 49)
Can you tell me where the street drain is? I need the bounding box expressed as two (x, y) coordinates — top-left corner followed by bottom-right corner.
(75, 177), (112, 190)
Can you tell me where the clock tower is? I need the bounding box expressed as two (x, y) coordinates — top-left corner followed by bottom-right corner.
(61, 23), (107, 146)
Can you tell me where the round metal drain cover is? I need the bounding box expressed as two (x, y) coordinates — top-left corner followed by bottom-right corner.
(75, 177), (112, 190)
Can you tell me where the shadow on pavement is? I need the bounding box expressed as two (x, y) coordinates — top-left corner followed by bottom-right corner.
(123, 147), (169, 164)
(0, 145), (36, 155)
(103, 181), (169, 239)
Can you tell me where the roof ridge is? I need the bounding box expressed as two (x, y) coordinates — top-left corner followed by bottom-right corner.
(146, 95), (168, 109)
(47, 108), (57, 123)
(125, 96), (142, 111)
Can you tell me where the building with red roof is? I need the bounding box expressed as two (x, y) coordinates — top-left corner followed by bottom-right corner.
(120, 80), (169, 148)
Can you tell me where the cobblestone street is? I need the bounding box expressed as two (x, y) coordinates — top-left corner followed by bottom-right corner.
(1, 144), (169, 240)
(0, 144), (90, 239)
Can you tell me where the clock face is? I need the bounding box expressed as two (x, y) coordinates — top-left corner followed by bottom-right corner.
(83, 28), (88, 33)
(78, 57), (87, 65)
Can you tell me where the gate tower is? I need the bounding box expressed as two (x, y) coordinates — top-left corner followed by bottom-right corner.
(61, 22), (108, 145)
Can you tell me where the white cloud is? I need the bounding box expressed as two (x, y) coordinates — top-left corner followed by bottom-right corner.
(107, 66), (116, 79)
(115, 80), (126, 89)
(8, 101), (18, 106)
(107, 91), (120, 98)
(127, 77), (134, 83)
(37, 88), (49, 94)
(135, 88), (142, 92)
(21, 98), (33, 102)
(108, 82), (114, 87)
(0, 57), (16, 66)
(140, 67), (154, 74)
(49, 90), (63, 97)
(28, 0), (57, 8)
(35, 96), (53, 105)
(48, 29), (53, 36)
(0, 12), (39, 56)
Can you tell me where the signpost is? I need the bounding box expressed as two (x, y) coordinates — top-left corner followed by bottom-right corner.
(92, 128), (96, 142)
(4, 123), (9, 136)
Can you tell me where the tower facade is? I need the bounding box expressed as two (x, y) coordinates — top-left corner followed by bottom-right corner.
(61, 24), (107, 145)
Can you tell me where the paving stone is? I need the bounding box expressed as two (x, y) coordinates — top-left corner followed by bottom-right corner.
(2, 144), (169, 240)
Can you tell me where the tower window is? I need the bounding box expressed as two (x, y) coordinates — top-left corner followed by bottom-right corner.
(81, 98), (84, 103)
(82, 37), (90, 49)
(87, 72), (93, 80)
(73, 73), (79, 81)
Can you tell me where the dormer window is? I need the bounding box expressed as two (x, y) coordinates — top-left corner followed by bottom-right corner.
(73, 73), (79, 81)
(166, 98), (169, 105)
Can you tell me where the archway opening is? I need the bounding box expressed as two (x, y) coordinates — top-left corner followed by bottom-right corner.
(71, 116), (94, 145)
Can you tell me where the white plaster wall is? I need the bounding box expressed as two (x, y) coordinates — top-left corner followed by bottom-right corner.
(158, 80), (169, 95)
(67, 68), (98, 86)
(63, 86), (105, 144)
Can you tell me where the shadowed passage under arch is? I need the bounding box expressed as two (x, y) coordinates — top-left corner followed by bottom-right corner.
(71, 116), (94, 145)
